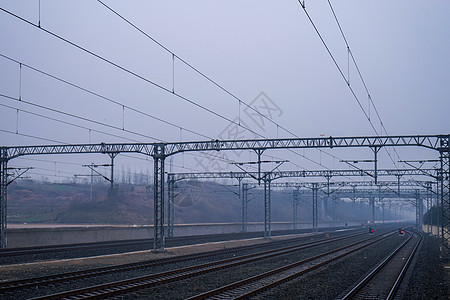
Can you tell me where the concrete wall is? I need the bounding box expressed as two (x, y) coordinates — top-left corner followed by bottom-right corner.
(7, 225), (154, 248)
(6, 221), (361, 248)
(422, 224), (449, 241)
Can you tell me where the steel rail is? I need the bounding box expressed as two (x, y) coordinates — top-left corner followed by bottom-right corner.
(28, 230), (383, 300)
(0, 230), (362, 293)
(187, 231), (397, 300)
(341, 230), (422, 300)
(386, 232), (423, 300)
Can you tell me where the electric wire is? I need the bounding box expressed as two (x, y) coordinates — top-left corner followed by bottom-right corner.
(0, 102), (143, 143)
(2, 5), (359, 179)
(0, 53), (302, 171)
(0, 93), (246, 169)
(97, 0), (300, 139)
(92, 2), (354, 173)
(297, 1), (411, 179)
(0, 7), (266, 139)
(296, 1), (376, 134)
(0, 128), (65, 144)
(326, 0), (404, 170)
(0, 53), (212, 140)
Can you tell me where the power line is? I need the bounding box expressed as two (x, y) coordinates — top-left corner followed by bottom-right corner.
(0, 102), (143, 143)
(0, 94), (245, 169)
(0, 7), (266, 140)
(0, 54), (305, 171)
(97, 0), (300, 139)
(1, 55), (262, 168)
(0, 93), (162, 141)
(0, 128), (65, 144)
(296, 1), (406, 173)
(326, 0), (403, 170)
(94, 1), (351, 172)
(1, 5), (355, 177)
(0, 53), (212, 141)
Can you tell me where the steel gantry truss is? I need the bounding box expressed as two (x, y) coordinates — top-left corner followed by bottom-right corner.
(0, 134), (449, 249)
(243, 182), (430, 234)
(168, 169), (435, 239)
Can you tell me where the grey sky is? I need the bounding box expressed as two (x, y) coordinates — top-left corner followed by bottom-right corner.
(0, 1), (449, 182)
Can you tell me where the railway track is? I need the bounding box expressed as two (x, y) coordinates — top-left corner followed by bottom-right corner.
(16, 229), (395, 300)
(0, 229), (365, 293)
(0, 227), (348, 260)
(0, 228), (380, 300)
(340, 229), (422, 300)
(186, 230), (397, 300)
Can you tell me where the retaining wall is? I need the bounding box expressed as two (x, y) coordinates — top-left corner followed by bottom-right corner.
(7, 221), (360, 248)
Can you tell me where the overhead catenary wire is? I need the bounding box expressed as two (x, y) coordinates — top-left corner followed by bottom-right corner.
(1, 128), (208, 174)
(0, 53), (308, 171)
(97, 0), (301, 139)
(297, 1), (406, 173)
(0, 53), (212, 141)
(0, 93), (281, 173)
(92, 2), (355, 173)
(326, 0), (404, 170)
(0, 54), (309, 173)
(1, 5), (356, 178)
(0, 92), (253, 169)
(0, 7), (267, 140)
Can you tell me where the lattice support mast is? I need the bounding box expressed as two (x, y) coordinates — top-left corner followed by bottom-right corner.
(369, 194), (375, 225)
(312, 183), (318, 232)
(242, 183), (249, 232)
(167, 174), (175, 238)
(293, 188), (299, 230)
(152, 144), (165, 251)
(264, 177), (271, 238)
(0, 148), (7, 248)
(440, 136), (450, 247)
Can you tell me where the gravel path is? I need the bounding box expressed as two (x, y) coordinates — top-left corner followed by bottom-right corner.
(401, 234), (448, 300)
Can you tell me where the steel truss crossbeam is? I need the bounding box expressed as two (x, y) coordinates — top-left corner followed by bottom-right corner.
(3, 135), (446, 159)
(168, 170), (434, 238)
(169, 169), (438, 182)
(1, 134), (448, 249)
(244, 182), (429, 233)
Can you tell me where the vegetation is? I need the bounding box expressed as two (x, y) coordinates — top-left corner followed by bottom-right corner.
(8, 180), (383, 225)
(422, 206), (442, 225)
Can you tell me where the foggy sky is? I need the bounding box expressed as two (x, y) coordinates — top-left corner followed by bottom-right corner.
(0, 1), (449, 183)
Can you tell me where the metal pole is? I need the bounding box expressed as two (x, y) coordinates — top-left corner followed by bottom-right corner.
(0, 148), (7, 248)
(152, 144), (165, 252)
(293, 188), (299, 230)
(109, 153), (117, 189)
(312, 183), (318, 232)
(427, 187), (431, 234)
(236, 177), (243, 232)
(167, 174), (174, 238)
(373, 146), (380, 185)
(264, 176), (271, 238)
(439, 135), (450, 247)
(90, 165), (93, 201)
(369, 194), (375, 225)
(242, 183), (248, 232)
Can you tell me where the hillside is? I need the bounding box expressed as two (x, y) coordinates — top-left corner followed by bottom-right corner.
(7, 180), (374, 225)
